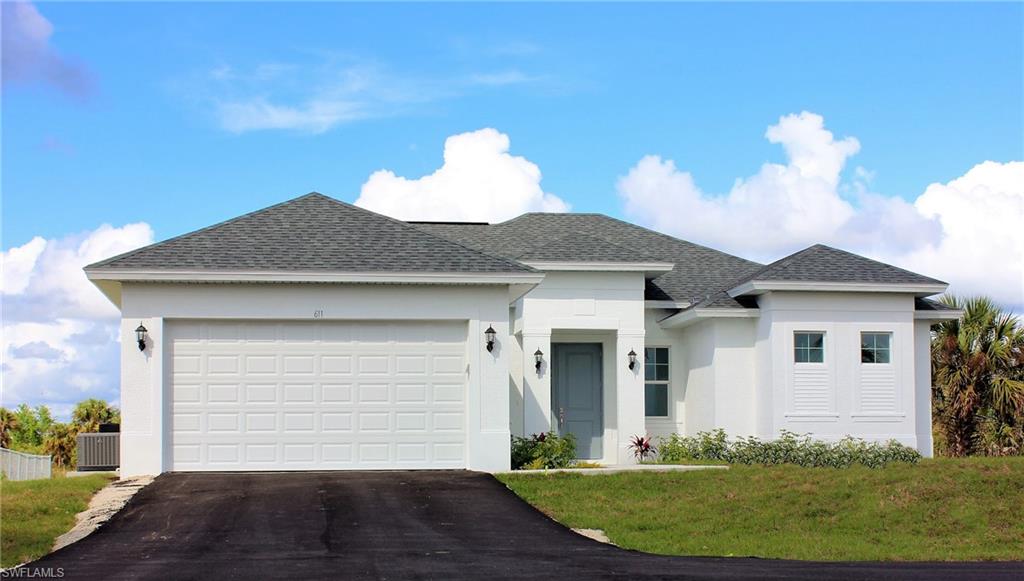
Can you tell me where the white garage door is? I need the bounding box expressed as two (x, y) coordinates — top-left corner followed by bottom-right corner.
(168, 320), (467, 471)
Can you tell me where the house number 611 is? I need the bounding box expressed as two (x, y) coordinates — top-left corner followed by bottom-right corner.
(313, 310), (324, 318)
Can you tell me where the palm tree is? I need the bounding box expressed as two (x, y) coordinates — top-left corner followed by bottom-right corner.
(932, 296), (1024, 456)
(0, 408), (19, 449)
(71, 399), (120, 433)
(43, 423), (79, 468)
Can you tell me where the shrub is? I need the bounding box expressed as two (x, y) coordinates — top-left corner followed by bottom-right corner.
(511, 432), (577, 469)
(628, 434), (656, 461)
(657, 429), (920, 468)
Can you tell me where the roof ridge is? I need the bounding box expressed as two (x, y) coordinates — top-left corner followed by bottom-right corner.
(587, 213), (764, 268)
(86, 192), (326, 270)
(494, 211), (764, 270)
(493, 211), (610, 226)
(711, 243), (946, 296)
(514, 230), (663, 262)
(760, 244), (945, 284)
(323, 198), (538, 273)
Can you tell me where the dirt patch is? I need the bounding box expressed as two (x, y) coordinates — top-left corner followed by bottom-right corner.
(52, 475), (154, 551)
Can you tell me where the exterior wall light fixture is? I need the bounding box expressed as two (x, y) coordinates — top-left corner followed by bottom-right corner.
(534, 349), (544, 372)
(135, 323), (148, 352)
(628, 349), (638, 370)
(484, 325), (497, 352)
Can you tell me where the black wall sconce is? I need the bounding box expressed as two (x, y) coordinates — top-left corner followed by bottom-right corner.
(484, 325), (496, 352)
(627, 349), (638, 370)
(135, 323), (148, 352)
(534, 348), (544, 372)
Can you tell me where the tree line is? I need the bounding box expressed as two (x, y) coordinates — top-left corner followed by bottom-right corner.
(0, 399), (120, 468)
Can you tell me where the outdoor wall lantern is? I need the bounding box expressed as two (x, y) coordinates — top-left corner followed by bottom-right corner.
(135, 323), (148, 352)
(627, 349), (638, 370)
(534, 348), (544, 372)
(484, 325), (497, 352)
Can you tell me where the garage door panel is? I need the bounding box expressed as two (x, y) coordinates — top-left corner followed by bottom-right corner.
(169, 320), (467, 471)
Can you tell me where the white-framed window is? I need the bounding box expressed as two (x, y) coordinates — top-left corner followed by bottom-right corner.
(794, 331), (825, 363)
(644, 347), (669, 417)
(860, 332), (892, 364)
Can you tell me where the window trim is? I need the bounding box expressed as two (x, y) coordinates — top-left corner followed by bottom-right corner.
(860, 331), (893, 365)
(644, 345), (671, 419)
(793, 331), (826, 364)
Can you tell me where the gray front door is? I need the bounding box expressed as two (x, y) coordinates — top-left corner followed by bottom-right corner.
(552, 343), (603, 459)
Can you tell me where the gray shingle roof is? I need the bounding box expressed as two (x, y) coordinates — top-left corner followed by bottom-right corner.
(915, 297), (958, 312)
(513, 232), (665, 263)
(413, 214), (763, 303)
(87, 193), (535, 274)
(731, 244), (946, 288)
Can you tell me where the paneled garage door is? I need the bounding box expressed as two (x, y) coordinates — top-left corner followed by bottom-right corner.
(168, 320), (467, 471)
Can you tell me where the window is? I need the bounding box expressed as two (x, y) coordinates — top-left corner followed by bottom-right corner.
(644, 347), (669, 417)
(861, 332), (892, 364)
(794, 332), (825, 363)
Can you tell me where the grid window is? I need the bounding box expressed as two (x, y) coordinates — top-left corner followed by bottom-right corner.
(794, 332), (825, 363)
(861, 332), (892, 364)
(644, 347), (670, 417)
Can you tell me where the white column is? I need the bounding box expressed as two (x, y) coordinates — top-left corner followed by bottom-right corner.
(913, 320), (935, 457)
(616, 331), (646, 464)
(120, 317), (165, 477)
(468, 313), (513, 472)
(522, 331), (552, 435)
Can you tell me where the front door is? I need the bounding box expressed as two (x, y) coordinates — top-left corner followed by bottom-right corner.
(551, 343), (603, 459)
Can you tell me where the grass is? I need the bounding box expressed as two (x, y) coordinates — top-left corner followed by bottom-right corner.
(497, 457), (1024, 561)
(1, 473), (114, 567)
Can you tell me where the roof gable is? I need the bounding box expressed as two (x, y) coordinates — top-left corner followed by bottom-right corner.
(87, 193), (534, 274)
(733, 244), (946, 287)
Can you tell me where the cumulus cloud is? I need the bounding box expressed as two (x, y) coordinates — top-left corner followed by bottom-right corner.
(1, 1), (92, 97)
(886, 161), (1024, 307)
(617, 111), (1023, 307)
(356, 128), (569, 222)
(1, 224), (153, 417)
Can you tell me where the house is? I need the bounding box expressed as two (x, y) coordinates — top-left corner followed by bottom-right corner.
(85, 193), (960, 476)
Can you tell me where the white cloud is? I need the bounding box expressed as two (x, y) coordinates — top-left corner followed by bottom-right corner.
(467, 70), (539, 87)
(885, 161), (1024, 307)
(1, 236), (46, 294)
(618, 112), (864, 257)
(218, 97), (366, 134)
(1, 223), (153, 417)
(1, 1), (92, 98)
(188, 57), (543, 134)
(356, 127), (570, 222)
(618, 111), (1023, 308)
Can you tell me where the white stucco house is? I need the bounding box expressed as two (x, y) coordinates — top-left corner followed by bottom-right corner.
(86, 193), (960, 476)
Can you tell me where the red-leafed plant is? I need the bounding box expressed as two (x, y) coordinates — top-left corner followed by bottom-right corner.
(629, 434), (656, 461)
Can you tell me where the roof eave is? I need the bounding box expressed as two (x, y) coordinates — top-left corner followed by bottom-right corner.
(914, 309), (963, 321)
(84, 268), (546, 286)
(659, 307), (760, 329)
(727, 280), (948, 298)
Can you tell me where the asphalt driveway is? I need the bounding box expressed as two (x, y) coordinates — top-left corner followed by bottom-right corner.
(29, 471), (1022, 580)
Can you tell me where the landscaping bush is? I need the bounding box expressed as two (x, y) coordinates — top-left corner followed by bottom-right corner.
(511, 432), (577, 469)
(657, 429), (920, 468)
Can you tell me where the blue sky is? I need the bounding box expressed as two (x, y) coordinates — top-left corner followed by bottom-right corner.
(4, 2), (1021, 245)
(2, 2), (1022, 415)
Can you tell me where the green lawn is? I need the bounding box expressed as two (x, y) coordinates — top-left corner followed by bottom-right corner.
(1, 474), (114, 567)
(497, 458), (1024, 561)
